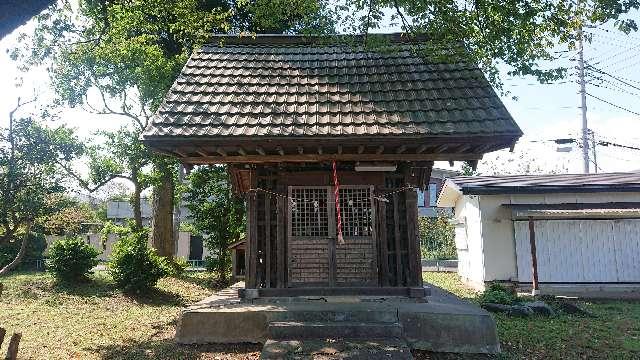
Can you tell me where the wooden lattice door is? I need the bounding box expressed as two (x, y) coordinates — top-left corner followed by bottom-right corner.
(287, 185), (377, 287)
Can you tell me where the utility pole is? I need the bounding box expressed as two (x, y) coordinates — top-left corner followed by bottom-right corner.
(590, 130), (598, 173)
(577, 22), (590, 173)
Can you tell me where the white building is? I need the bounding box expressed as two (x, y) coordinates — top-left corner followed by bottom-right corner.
(437, 172), (640, 297)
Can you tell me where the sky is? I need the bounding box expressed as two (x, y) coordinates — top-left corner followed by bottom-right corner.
(1, 5), (639, 187)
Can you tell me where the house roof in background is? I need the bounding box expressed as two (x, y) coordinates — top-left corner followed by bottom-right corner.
(447, 172), (640, 195)
(142, 33), (521, 143)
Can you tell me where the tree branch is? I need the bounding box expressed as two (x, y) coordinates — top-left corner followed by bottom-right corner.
(392, 0), (412, 32)
(0, 221), (32, 276)
(56, 160), (133, 193)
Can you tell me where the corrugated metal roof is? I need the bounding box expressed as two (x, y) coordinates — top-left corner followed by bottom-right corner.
(142, 34), (521, 141)
(449, 172), (640, 194)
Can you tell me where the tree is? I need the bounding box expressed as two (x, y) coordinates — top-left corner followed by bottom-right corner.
(39, 194), (99, 236)
(340, 1), (639, 88)
(0, 98), (83, 275)
(87, 127), (151, 229)
(13, 0), (333, 259)
(185, 166), (245, 282)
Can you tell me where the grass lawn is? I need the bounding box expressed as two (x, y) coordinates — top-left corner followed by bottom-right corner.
(0, 271), (260, 359)
(424, 272), (640, 360)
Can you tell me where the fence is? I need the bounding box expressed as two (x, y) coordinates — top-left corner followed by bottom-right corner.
(0, 327), (21, 360)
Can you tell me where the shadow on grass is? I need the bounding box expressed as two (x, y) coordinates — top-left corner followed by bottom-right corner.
(89, 338), (261, 360)
(412, 350), (496, 360)
(51, 274), (118, 298)
(126, 287), (189, 307)
(50, 273), (190, 307)
(175, 272), (229, 292)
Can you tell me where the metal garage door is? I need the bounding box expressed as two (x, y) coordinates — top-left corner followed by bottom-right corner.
(515, 219), (640, 283)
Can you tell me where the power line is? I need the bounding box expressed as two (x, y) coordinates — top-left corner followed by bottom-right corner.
(585, 92), (640, 116)
(590, 27), (640, 42)
(586, 63), (640, 91)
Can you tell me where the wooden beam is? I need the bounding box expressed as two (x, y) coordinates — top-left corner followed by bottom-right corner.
(256, 146), (266, 156)
(393, 193), (403, 286)
(195, 148), (209, 157)
(174, 150), (188, 157)
(275, 146), (285, 156)
(216, 147), (228, 157)
(180, 153), (483, 164)
(377, 200), (390, 287)
(265, 194), (271, 288)
(433, 144), (449, 153)
(247, 192), (258, 288)
(357, 145), (365, 154)
(457, 144), (472, 152)
(237, 147), (247, 156)
(416, 144), (428, 154)
(376, 145), (385, 154)
(528, 218), (540, 295)
(405, 189), (420, 287)
(6, 332), (21, 360)
(276, 195), (286, 288)
(395, 145), (407, 154)
(467, 160), (479, 171)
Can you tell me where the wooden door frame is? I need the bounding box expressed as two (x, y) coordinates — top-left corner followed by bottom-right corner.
(286, 185), (378, 288)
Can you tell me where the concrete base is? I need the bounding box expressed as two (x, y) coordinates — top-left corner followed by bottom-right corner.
(176, 282), (500, 354)
(517, 283), (640, 299)
(261, 338), (413, 359)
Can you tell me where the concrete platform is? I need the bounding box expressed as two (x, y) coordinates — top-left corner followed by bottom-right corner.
(261, 338), (413, 359)
(176, 282), (500, 354)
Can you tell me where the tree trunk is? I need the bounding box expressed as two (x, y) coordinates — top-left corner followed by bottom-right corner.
(0, 222), (31, 276)
(131, 169), (143, 230)
(151, 170), (174, 258)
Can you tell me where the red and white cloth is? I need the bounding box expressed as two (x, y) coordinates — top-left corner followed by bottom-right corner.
(332, 160), (344, 244)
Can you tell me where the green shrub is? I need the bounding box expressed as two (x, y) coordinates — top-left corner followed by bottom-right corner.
(47, 238), (99, 281)
(478, 283), (519, 305)
(167, 257), (189, 276)
(419, 216), (457, 260)
(108, 230), (170, 293)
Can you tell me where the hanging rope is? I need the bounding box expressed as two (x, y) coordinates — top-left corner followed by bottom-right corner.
(332, 160), (345, 245)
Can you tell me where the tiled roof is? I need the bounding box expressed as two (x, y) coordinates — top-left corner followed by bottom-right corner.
(447, 172), (640, 194)
(142, 34), (521, 140)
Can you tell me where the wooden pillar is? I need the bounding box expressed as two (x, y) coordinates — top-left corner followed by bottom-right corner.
(265, 194), (271, 288)
(392, 193), (403, 286)
(405, 189), (421, 287)
(246, 192), (258, 288)
(528, 217), (540, 295)
(276, 195), (286, 288)
(377, 199), (390, 286)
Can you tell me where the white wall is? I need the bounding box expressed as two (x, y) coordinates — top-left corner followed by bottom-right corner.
(453, 195), (485, 289)
(515, 219), (640, 283)
(46, 232), (199, 262)
(453, 191), (640, 287)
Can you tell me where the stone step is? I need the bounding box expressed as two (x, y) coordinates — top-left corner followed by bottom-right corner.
(278, 309), (398, 324)
(260, 338), (413, 360)
(268, 321), (403, 340)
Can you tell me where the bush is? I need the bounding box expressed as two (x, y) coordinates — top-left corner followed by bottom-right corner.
(108, 230), (170, 293)
(419, 216), (457, 260)
(167, 257), (189, 276)
(478, 283), (519, 305)
(47, 238), (99, 281)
